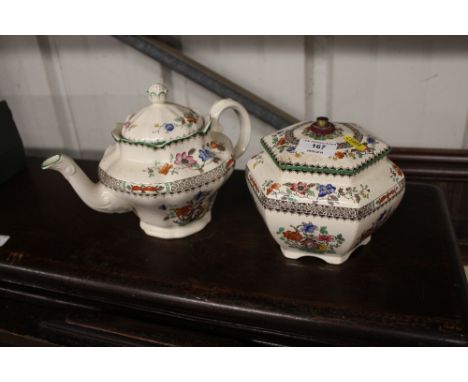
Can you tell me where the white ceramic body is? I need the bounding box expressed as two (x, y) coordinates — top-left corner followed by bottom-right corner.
(246, 150), (405, 264)
(100, 164), (232, 239)
(97, 129), (236, 238)
(42, 98), (251, 239)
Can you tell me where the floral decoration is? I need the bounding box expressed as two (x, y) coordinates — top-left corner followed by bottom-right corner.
(265, 181), (280, 195)
(174, 112), (199, 128)
(208, 141), (226, 151)
(161, 191), (215, 226)
(376, 185), (399, 207)
(245, 168), (404, 220)
(158, 163), (173, 175)
(268, 129), (381, 165)
(199, 149), (216, 162)
(175, 151), (197, 166)
(271, 132), (297, 154)
(318, 184), (337, 197)
(225, 158), (235, 169)
(153, 111), (200, 134)
(144, 141), (225, 177)
(262, 180), (370, 205)
(122, 121), (137, 130)
(277, 223), (345, 254)
(390, 163), (404, 183)
(164, 123), (175, 132)
(331, 135), (379, 160)
(125, 184), (165, 195)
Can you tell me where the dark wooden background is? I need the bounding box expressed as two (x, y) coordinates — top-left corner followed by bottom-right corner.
(390, 147), (468, 263)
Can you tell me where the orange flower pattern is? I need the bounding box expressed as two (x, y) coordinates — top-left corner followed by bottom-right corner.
(161, 191), (215, 226)
(277, 223), (345, 254)
(172, 112), (199, 128)
(128, 184), (165, 194)
(335, 151), (345, 159)
(159, 163), (173, 175)
(266, 182), (280, 195)
(283, 230), (303, 241)
(271, 133), (294, 154)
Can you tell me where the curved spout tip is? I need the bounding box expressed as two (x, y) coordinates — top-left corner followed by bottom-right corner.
(41, 154), (63, 170)
(41, 154), (76, 177)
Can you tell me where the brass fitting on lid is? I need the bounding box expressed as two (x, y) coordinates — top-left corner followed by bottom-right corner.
(307, 116), (335, 136)
(316, 116), (329, 128)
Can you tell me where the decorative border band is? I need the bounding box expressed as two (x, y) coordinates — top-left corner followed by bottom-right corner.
(99, 158), (234, 197)
(262, 122), (390, 176)
(111, 120), (212, 150)
(261, 139), (391, 176)
(246, 168), (405, 220)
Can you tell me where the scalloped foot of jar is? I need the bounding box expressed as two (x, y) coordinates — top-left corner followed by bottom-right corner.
(281, 236), (372, 265)
(139, 212), (212, 239)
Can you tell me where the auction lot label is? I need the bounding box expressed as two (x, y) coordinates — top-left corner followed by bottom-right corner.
(296, 139), (337, 157)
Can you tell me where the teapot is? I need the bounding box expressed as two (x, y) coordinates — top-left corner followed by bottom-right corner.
(42, 83), (251, 238)
(245, 117), (405, 264)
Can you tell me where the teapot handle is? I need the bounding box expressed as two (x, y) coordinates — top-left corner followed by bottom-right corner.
(209, 99), (251, 159)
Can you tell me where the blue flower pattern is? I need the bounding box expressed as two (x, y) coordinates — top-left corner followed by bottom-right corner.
(318, 184), (336, 198)
(303, 223), (317, 233)
(195, 191), (208, 201)
(198, 149), (215, 162)
(164, 123), (175, 132)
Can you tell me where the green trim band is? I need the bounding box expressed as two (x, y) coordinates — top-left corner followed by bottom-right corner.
(261, 138), (391, 176)
(112, 120), (212, 150)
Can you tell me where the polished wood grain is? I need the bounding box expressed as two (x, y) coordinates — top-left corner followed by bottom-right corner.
(390, 147), (468, 262)
(390, 147), (468, 181)
(0, 159), (467, 345)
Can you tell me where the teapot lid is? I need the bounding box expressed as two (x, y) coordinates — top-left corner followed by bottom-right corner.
(261, 117), (390, 176)
(115, 83), (209, 148)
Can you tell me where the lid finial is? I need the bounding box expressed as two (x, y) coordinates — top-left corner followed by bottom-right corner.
(147, 83), (168, 104)
(307, 116), (335, 136)
(317, 116), (329, 128)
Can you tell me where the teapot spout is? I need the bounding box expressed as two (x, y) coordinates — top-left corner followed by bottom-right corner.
(41, 154), (131, 213)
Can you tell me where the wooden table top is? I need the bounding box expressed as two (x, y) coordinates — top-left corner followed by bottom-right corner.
(0, 159), (467, 345)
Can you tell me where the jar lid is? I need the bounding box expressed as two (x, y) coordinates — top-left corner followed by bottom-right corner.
(261, 117), (390, 175)
(114, 83), (210, 149)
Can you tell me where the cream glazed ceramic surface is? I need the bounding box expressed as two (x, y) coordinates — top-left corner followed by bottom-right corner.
(42, 83), (251, 238)
(246, 117), (405, 265)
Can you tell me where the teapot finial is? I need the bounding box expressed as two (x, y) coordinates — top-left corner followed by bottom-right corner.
(147, 83), (168, 104)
